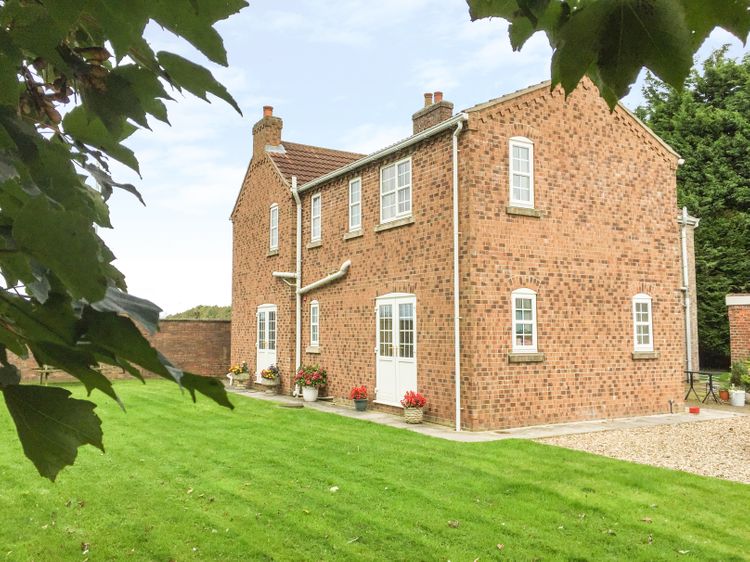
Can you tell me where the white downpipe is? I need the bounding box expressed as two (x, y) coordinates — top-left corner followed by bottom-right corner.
(272, 271), (297, 279)
(298, 260), (351, 295)
(452, 119), (464, 432)
(680, 206), (693, 373)
(291, 177), (302, 394)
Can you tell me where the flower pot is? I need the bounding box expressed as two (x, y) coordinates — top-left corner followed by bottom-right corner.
(719, 389), (730, 401)
(729, 390), (745, 407)
(302, 386), (319, 402)
(354, 398), (368, 412)
(403, 407), (423, 424)
(259, 377), (279, 387)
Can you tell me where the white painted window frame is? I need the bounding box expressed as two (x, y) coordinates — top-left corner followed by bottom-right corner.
(349, 177), (362, 232)
(310, 193), (321, 242)
(511, 288), (538, 353)
(509, 136), (534, 208)
(310, 300), (319, 347)
(269, 203), (279, 251)
(632, 293), (654, 352)
(380, 156), (412, 224)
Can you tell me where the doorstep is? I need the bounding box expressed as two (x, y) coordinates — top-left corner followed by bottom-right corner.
(226, 387), (746, 443)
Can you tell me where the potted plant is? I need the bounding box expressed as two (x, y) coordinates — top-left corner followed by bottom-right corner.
(349, 385), (368, 411)
(730, 361), (747, 407)
(719, 384), (730, 402)
(259, 365), (280, 392)
(400, 390), (427, 424)
(227, 361), (250, 387)
(294, 365), (327, 402)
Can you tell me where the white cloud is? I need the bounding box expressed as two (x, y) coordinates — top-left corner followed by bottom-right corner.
(340, 122), (412, 154)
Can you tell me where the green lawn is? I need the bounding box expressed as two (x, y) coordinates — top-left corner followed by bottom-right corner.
(1, 381), (748, 561)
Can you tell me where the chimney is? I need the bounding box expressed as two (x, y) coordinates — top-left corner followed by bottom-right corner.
(252, 105), (283, 160)
(412, 90), (453, 134)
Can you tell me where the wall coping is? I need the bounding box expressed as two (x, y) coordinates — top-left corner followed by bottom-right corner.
(726, 294), (750, 306)
(160, 318), (231, 323)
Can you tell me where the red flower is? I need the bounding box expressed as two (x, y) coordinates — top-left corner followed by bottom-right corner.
(400, 390), (426, 408)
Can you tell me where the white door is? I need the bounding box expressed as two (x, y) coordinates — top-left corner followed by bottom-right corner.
(376, 294), (417, 406)
(256, 304), (277, 381)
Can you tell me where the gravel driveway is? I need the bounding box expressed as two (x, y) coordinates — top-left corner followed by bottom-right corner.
(539, 414), (750, 484)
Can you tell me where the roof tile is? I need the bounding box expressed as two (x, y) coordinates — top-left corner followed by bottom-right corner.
(268, 141), (364, 185)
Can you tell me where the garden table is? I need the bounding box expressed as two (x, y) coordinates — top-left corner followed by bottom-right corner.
(684, 370), (721, 403)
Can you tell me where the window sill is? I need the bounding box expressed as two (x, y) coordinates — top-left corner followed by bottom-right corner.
(508, 352), (545, 363)
(267, 249), (279, 257)
(506, 206), (543, 218)
(306, 240), (322, 249)
(374, 215), (414, 233)
(343, 229), (363, 241)
(306, 346), (320, 354)
(632, 351), (659, 360)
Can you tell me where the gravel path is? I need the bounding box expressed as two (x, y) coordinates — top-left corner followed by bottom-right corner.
(539, 415), (750, 484)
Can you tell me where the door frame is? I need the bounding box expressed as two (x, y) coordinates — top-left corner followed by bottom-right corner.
(256, 303), (277, 381)
(374, 293), (417, 407)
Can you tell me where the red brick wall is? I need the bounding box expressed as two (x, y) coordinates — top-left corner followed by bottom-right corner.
(14, 319), (230, 382)
(232, 80), (688, 429)
(231, 155), (296, 391)
(728, 298), (750, 364)
(460, 81), (685, 429)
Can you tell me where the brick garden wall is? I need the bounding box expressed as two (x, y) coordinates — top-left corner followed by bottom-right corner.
(14, 319), (231, 382)
(727, 295), (750, 364)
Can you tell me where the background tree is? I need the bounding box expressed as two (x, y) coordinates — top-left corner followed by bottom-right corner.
(468, 0), (750, 108)
(166, 305), (231, 320)
(0, 0), (246, 480)
(636, 48), (750, 367)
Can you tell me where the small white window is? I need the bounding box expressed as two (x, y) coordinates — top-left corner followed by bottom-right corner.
(349, 177), (362, 231)
(512, 288), (537, 353)
(632, 294), (654, 352)
(380, 157), (411, 223)
(509, 137), (534, 208)
(269, 204), (279, 251)
(311, 194), (321, 241)
(310, 300), (319, 346)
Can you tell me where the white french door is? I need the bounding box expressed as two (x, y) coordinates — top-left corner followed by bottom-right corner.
(256, 304), (277, 381)
(375, 294), (417, 406)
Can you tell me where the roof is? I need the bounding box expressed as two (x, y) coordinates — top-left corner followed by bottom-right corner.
(268, 141), (364, 185)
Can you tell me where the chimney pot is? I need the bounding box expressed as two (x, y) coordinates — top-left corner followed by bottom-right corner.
(263, 105), (273, 117)
(423, 93), (433, 107)
(434, 91), (443, 103)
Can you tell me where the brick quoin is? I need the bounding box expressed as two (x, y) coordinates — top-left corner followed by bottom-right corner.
(727, 295), (750, 364)
(231, 80), (697, 430)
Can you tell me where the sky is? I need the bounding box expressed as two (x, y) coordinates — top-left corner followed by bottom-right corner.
(100, 0), (749, 316)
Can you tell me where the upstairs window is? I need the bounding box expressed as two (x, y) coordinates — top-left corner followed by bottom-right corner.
(311, 194), (321, 241)
(380, 157), (411, 223)
(349, 177), (362, 231)
(509, 137), (534, 208)
(512, 288), (537, 353)
(310, 300), (319, 347)
(633, 294), (654, 352)
(269, 204), (279, 251)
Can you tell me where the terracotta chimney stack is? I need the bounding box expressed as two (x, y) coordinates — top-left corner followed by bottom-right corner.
(412, 90), (454, 134)
(263, 105), (274, 117)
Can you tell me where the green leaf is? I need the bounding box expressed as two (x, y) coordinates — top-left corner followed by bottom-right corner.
(91, 288), (162, 334)
(0, 363), (20, 387)
(62, 106), (140, 173)
(182, 372), (234, 409)
(158, 51), (241, 114)
(150, 0), (248, 66)
(468, 0), (519, 20)
(681, 0), (750, 48)
(1, 385), (104, 481)
(13, 197), (108, 301)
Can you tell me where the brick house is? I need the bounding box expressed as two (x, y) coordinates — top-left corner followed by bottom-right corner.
(231, 80), (699, 430)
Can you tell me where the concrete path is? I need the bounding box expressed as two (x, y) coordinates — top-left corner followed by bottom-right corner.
(228, 387), (746, 443)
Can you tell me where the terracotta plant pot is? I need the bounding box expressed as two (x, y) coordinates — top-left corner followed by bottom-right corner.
(719, 389), (730, 401)
(404, 407), (424, 424)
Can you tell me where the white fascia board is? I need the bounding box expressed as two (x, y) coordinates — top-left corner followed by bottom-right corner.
(298, 113), (469, 193)
(726, 294), (750, 306)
